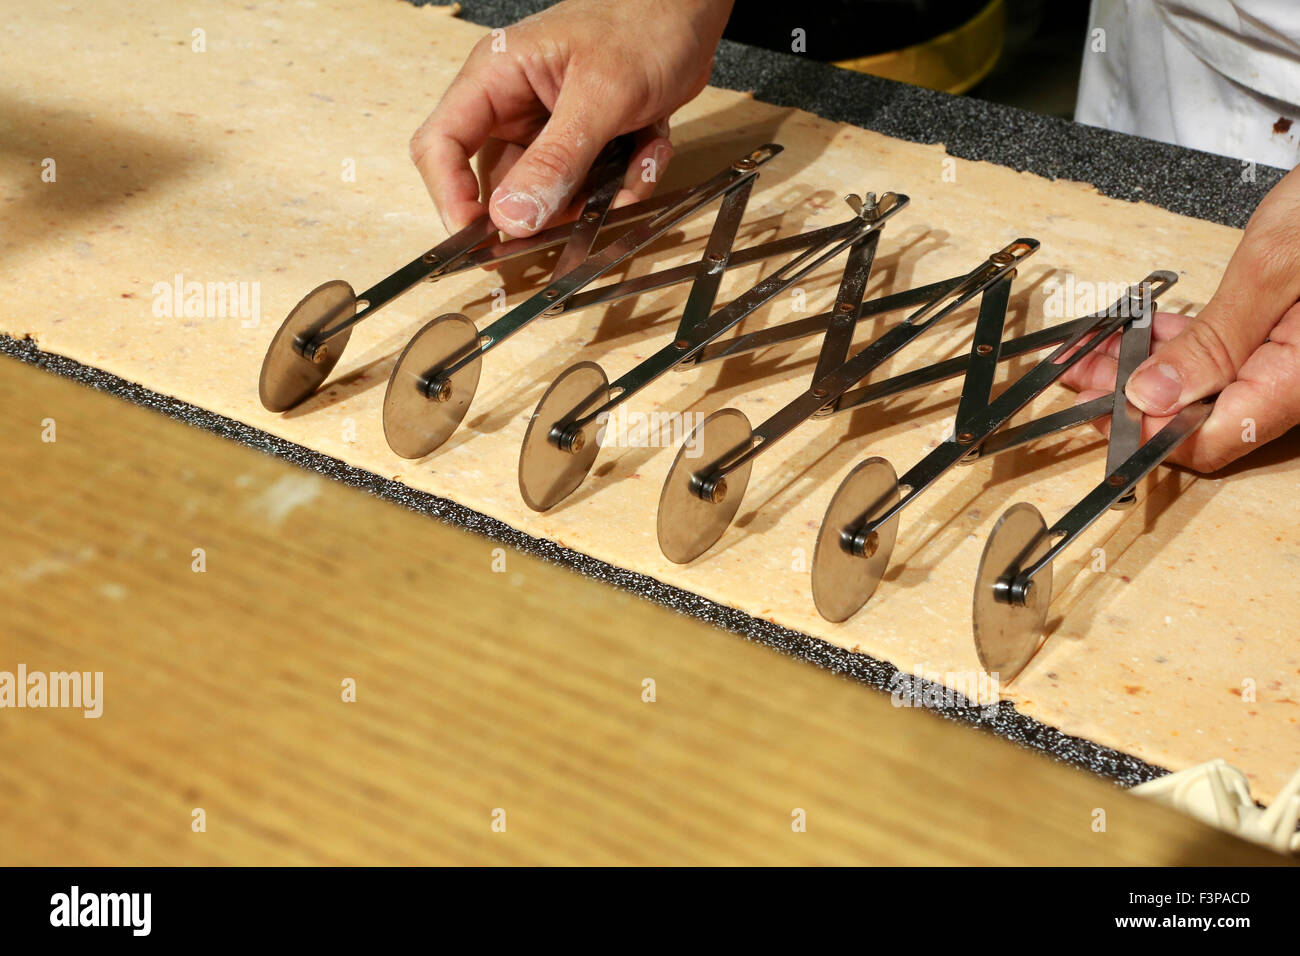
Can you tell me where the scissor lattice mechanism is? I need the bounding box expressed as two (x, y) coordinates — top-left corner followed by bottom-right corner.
(260, 140), (1211, 685)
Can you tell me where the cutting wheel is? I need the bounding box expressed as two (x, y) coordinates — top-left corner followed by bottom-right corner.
(258, 280), (356, 412)
(811, 457), (901, 623)
(657, 408), (754, 564)
(518, 362), (610, 511)
(383, 313), (482, 459)
(973, 502), (1054, 681)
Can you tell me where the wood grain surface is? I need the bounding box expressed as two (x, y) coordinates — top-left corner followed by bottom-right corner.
(0, 358), (1282, 865)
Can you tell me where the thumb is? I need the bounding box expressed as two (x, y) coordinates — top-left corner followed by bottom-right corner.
(488, 77), (627, 238)
(1126, 188), (1300, 415)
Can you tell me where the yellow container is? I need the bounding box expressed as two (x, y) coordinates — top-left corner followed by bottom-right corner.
(833, 0), (1005, 95)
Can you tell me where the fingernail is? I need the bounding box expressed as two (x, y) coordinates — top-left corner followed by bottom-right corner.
(491, 190), (542, 232)
(1126, 362), (1182, 414)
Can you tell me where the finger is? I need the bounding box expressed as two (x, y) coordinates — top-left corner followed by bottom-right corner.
(1151, 310), (1193, 341)
(613, 120), (672, 208)
(1055, 327), (1119, 366)
(410, 72), (497, 233)
(1073, 389), (1189, 473)
(1058, 312), (1191, 392)
(461, 139), (524, 274)
(1077, 304), (1300, 471)
(1061, 353), (1120, 395)
(475, 139), (524, 207)
(1126, 169), (1300, 415)
(1170, 299), (1300, 471)
(489, 73), (632, 237)
(1056, 311), (1188, 369)
(1072, 389), (1118, 438)
(1056, 332), (1119, 391)
(1072, 390), (1187, 477)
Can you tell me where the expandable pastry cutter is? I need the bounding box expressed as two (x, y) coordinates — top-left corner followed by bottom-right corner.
(260, 138), (1212, 685)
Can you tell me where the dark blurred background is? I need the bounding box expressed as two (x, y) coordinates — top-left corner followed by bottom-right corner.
(723, 0), (1093, 119)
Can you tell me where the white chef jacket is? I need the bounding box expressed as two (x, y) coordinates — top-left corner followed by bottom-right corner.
(1076, 0), (1300, 169)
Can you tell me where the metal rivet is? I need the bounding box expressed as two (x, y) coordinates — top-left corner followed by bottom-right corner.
(709, 478), (728, 504)
(852, 530), (878, 558)
(861, 531), (878, 558)
(976, 344), (994, 356)
(957, 431), (975, 444)
(1008, 574), (1040, 606)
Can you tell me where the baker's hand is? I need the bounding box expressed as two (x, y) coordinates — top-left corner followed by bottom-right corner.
(1062, 163), (1300, 471)
(410, 0), (734, 238)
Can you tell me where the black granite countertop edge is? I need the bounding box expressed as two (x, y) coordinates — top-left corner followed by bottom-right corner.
(421, 0), (1284, 229)
(0, 333), (1167, 790)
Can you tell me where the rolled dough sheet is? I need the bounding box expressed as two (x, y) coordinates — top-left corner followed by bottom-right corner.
(2, 0), (1296, 800)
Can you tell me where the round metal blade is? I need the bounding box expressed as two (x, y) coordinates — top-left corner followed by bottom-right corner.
(811, 457), (900, 623)
(383, 313), (482, 459)
(657, 408), (754, 564)
(973, 501), (1053, 681)
(518, 362), (609, 512)
(258, 280), (356, 412)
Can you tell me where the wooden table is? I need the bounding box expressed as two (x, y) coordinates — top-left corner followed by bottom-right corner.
(0, 357), (1280, 865)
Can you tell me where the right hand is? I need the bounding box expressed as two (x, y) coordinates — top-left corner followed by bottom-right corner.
(409, 0), (735, 238)
(1061, 162), (1300, 472)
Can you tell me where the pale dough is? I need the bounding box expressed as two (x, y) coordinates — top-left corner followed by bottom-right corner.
(2, 0), (1296, 799)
